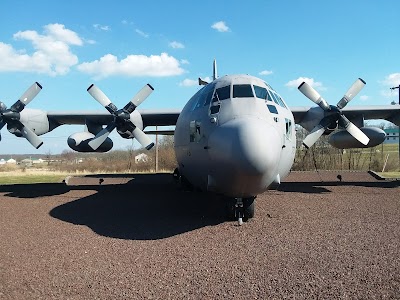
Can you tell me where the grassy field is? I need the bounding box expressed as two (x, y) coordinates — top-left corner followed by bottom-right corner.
(0, 171), (70, 185)
(376, 172), (400, 179)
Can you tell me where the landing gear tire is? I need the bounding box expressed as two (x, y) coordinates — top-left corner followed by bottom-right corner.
(243, 197), (255, 221)
(225, 197), (256, 224)
(179, 175), (193, 191)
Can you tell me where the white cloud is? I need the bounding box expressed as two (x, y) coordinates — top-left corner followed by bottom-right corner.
(179, 79), (198, 87)
(43, 24), (82, 45)
(211, 21), (230, 32)
(380, 73), (400, 98)
(382, 73), (400, 87)
(169, 41), (184, 49)
(179, 76), (211, 87)
(135, 29), (149, 38)
(180, 59), (189, 65)
(359, 95), (369, 101)
(93, 24), (110, 31)
(285, 77), (325, 91)
(77, 52), (185, 79)
(0, 23), (83, 76)
(259, 70), (273, 76)
(85, 39), (96, 45)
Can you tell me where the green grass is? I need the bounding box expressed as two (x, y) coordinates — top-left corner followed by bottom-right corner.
(0, 174), (68, 185)
(376, 172), (400, 179)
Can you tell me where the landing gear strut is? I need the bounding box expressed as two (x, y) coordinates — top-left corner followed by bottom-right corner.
(227, 197), (255, 225)
(235, 198), (244, 226)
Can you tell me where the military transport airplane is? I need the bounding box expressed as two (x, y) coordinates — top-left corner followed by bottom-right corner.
(1, 60), (399, 225)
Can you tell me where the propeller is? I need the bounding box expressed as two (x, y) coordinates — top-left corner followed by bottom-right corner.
(87, 83), (155, 151)
(0, 82), (43, 148)
(298, 78), (369, 148)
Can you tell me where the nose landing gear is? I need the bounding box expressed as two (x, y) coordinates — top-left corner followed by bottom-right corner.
(227, 197), (255, 225)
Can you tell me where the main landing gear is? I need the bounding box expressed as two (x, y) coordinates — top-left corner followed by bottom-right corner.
(227, 197), (255, 226)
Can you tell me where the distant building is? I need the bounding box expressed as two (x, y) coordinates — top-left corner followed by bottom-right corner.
(0, 159), (5, 165)
(20, 158), (44, 165)
(6, 158), (16, 164)
(384, 128), (400, 144)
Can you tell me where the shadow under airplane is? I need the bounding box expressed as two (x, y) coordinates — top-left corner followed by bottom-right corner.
(49, 174), (227, 240)
(0, 173), (398, 240)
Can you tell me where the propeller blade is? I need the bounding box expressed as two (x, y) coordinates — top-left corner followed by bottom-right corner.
(0, 101), (7, 112)
(10, 82), (42, 112)
(87, 84), (118, 113)
(88, 123), (117, 150)
(123, 84), (154, 113)
(298, 82), (330, 111)
(0, 119), (5, 131)
(132, 127), (155, 150)
(20, 124), (43, 149)
(337, 78), (366, 109)
(339, 115), (370, 145)
(302, 124), (326, 149)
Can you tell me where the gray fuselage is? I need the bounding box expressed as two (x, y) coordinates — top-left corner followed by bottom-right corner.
(174, 74), (296, 198)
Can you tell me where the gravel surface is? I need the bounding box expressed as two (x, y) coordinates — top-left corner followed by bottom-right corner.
(0, 171), (399, 299)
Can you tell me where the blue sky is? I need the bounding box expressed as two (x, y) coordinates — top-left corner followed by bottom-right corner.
(0, 0), (399, 155)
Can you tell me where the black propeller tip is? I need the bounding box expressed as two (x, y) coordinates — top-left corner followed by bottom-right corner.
(146, 142), (155, 150)
(359, 78), (366, 84)
(35, 82), (43, 89)
(35, 141), (44, 149)
(298, 82), (305, 89)
(147, 84), (154, 91)
(87, 84), (94, 91)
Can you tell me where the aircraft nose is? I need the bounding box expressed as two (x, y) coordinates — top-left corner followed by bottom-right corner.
(208, 118), (281, 176)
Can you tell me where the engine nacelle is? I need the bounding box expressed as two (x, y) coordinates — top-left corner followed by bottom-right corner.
(17, 108), (50, 136)
(328, 127), (386, 149)
(67, 132), (113, 152)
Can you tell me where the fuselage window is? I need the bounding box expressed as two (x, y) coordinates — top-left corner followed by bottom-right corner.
(267, 104), (278, 114)
(233, 84), (254, 98)
(254, 85), (268, 100)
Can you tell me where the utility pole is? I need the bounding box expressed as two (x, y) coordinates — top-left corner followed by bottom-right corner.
(155, 126), (159, 173)
(389, 85), (400, 170)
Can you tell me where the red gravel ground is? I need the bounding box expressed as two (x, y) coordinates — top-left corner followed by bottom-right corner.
(0, 171), (399, 299)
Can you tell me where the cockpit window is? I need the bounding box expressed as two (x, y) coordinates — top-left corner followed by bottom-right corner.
(254, 85), (268, 100)
(268, 91), (285, 109)
(233, 84), (254, 98)
(276, 94), (287, 109)
(213, 85), (230, 102)
(202, 83), (216, 106)
(265, 90), (274, 102)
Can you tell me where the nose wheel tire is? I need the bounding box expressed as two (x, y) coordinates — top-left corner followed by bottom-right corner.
(225, 197), (255, 223)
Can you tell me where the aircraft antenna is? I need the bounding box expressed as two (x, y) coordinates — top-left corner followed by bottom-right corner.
(213, 59), (218, 80)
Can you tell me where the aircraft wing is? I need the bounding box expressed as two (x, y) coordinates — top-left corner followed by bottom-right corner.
(290, 105), (400, 126)
(47, 109), (182, 127)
